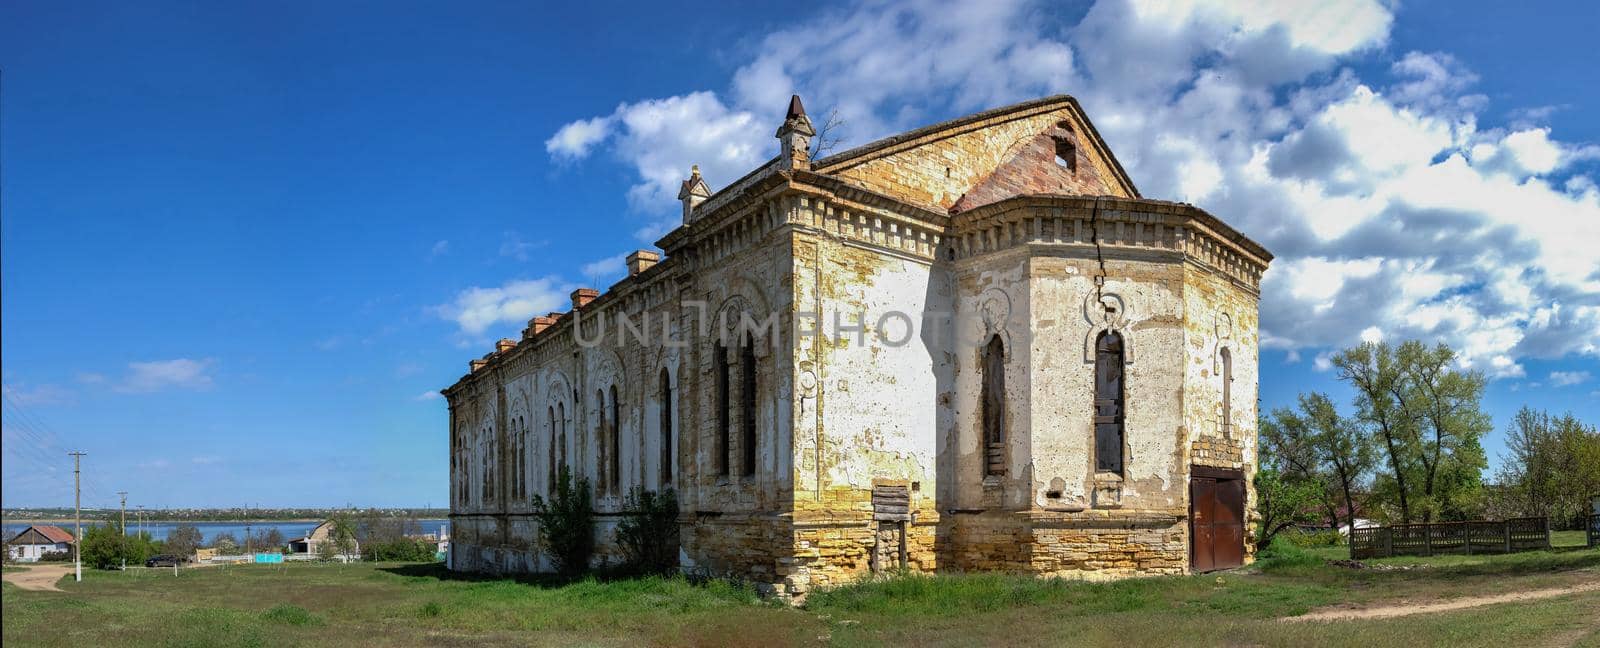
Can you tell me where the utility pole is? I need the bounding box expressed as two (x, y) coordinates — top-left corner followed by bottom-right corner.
(244, 502), (251, 556)
(69, 452), (87, 582)
(137, 505), (145, 535)
(118, 492), (128, 570)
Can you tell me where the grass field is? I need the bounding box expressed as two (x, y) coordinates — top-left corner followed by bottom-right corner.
(4, 543), (1598, 647)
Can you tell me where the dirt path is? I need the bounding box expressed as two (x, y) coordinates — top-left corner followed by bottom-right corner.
(2, 564), (74, 592)
(1286, 581), (1600, 622)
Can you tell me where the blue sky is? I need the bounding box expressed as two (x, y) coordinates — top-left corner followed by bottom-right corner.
(2, 0), (1596, 508)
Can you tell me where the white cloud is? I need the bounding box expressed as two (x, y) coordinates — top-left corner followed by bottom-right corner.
(428, 240), (450, 259)
(540, 0), (1600, 376)
(581, 254), (628, 285)
(415, 391), (442, 402)
(433, 277), (571, 337)
(115, 359), (215, 393)
(1550, 371), (1591, 387)
(545, 115), (613, 160)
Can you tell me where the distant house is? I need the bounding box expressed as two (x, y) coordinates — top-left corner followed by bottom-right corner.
(6, 525), (75, 562)
(287, 521), (356, 556)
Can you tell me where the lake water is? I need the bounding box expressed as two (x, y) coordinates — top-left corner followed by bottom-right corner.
(3, 519), (449, 544)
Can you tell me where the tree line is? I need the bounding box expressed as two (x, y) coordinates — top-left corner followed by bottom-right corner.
(1256, 339), (1599, 546)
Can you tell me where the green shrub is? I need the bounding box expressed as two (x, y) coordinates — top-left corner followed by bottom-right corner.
(1254, 537), (1325, 572)
(418, 601), (443, 618)
(361, 539), (436, 562)
(260, 604), (323, 626)
(531, 465), (594, 577)
(1280, 529), (1344, 547)
(614, 487), (678, 575)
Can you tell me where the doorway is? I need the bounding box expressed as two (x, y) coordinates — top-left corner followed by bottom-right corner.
(1190, 466), (1245, 572)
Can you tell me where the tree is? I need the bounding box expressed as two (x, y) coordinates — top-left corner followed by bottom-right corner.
(1259, 412), (1339, 528)
(1263, 394), (1373, 534)
(1332, 342), (1417, 523)
(809, 109), (846, 161)
(614, 487), (678, 574)
(328, 513), (358, 561)
(1332, 340), (1488, 523)
(531, 465), (594, 577)
(1253, 467), (1323, 547)
(1498, 408), (1600, 529)
(212, 532), (239, 554)
(79, 523), (157, 569)
(1392, 341), (1490, 521)
(166, 523), (203, 558)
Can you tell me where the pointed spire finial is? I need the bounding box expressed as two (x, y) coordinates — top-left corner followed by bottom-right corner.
(786, 94), (807, 120)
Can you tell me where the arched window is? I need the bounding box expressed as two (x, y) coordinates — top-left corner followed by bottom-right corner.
(1220, 347), (1233, 436)
(1094, 331), (1126, 474)
(595, 389), (608, 492)
(547, 405), (557, 492)
(741, 337), (757, 477)
(981, 335), (1006, 477)
(716, 343), (730, 476)
(557, 402), (567, 477)
(659, 369), (673, 489)
(608, 385), (620, 492)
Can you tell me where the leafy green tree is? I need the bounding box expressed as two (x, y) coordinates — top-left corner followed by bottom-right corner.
(78, 524), (158, 569)
(166, 524), (204, 558)
(1252, 467), (1322, 548)
(328, 512), (359, 560)
(531, 466), (594, 577)
(1332, 341), (1489, 523)
(614, 487), (678, 574)
(1264, 394), (1373, 533)
(1497, 408), (1600, 528)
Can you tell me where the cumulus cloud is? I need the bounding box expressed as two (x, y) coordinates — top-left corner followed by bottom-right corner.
(542, 0), (1600, 377)
(115, 359), (215, 393)
(433, 277), (571, 337)
(1549, 370), (1591, 387)
(581, 254), (628, 285)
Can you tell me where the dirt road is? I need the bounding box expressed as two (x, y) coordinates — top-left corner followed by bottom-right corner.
(1, 564), (73, 592)
(1286, 580), (1600, 622)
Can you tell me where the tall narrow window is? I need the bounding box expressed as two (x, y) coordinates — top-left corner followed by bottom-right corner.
(1094, 331), (1126, 474)
(741, 338), (757, 476)
(981, 335), (1007, 477)
(1220, 347), (1233, 436)
(547, 406), (557, 492)
(659, 369), (673, 488)
(595, 389), (608, 492)
(608, 385), (620, 492)
(716, 343), (730, 476)
(557, 402), (567, 476)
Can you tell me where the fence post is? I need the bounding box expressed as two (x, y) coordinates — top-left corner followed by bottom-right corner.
(1424, 524), (1432, 557)
(1503, 521), (1511, 553)
(1465, 523), (1473, 555)
(1384, 528), (1393, 558)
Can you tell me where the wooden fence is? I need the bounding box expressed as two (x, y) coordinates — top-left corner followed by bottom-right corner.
(1589, 514), (1599, 548)
(1350, 517), (1549, 559)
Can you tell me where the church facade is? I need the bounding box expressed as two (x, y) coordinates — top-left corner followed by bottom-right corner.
(442, 95), (1272, 596)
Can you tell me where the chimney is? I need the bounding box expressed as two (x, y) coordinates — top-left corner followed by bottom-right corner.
(523, 315), (557, 340)
(625, 249), (661, 276)
(678, 165), (711, 223)
(775, 94), (816, 171)
(495, 338), (516, 353)
(469, 359), (488, 373)
(571, 288), (600, 309)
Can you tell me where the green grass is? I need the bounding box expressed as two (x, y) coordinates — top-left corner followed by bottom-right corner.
(4, 547), (1598, 647)
(2, 566), (30, 574)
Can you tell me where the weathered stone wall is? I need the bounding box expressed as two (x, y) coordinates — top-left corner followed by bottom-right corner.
(818, 102), (1133, 212)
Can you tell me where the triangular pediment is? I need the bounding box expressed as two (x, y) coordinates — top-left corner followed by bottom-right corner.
(814, 96), (1137, 213)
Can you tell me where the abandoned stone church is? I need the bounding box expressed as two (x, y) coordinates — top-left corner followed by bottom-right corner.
(442, 94), (1272, 595)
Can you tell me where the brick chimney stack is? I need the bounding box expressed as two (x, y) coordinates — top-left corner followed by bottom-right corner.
(469, 359), (488, 373)
(678, 165), (710, 223)
(625, 249), (661, 276)
(776, 94), (815, 171)
(495, 338), (516, 353)
(522, 314), (557, 340)
(571, 288), (600, 309)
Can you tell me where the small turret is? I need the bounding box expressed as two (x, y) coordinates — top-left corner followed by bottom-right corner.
(678, 165), (711, 223)
(776, 94), (815, 171)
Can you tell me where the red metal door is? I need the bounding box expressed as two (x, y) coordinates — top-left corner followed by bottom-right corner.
(1213, 478), (1245, 569)
(1190, 477), (1216, 573)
